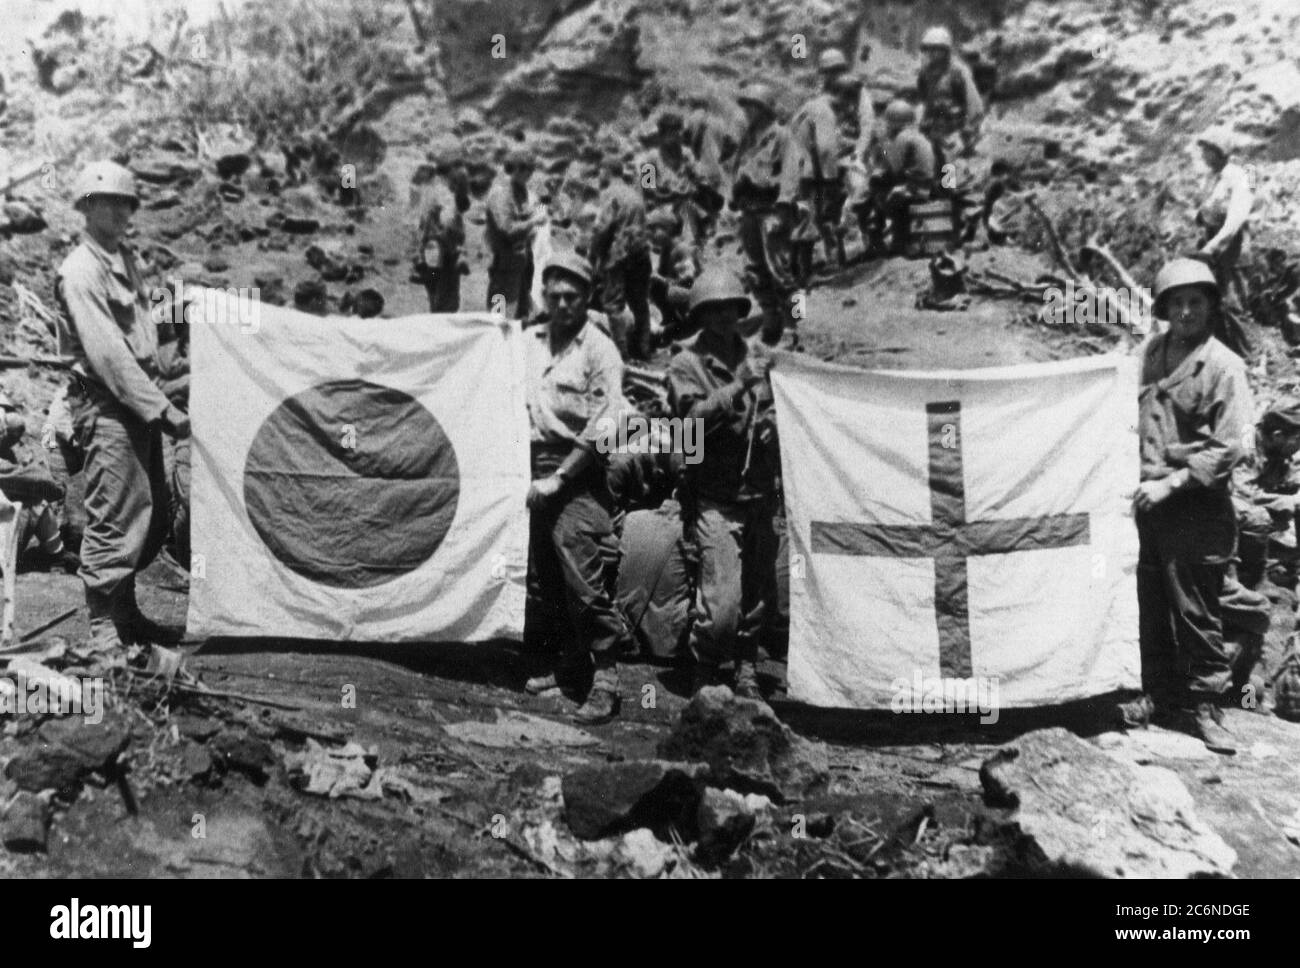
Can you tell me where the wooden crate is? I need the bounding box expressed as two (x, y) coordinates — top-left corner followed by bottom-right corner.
(906, 200), (957, 257)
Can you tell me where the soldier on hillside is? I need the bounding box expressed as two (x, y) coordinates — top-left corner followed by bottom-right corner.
(55, 161), (190, 651)
(485, 147), (546, 320)
(916, 25), (984, 163)
(730, 82), (798, 347)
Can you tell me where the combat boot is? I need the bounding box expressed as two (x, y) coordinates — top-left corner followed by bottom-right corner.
(116, 583), (182, 645)
(1165, 702), (1237, 755)
(1191, 702), (1237, 756)
(573, 659), (619, 725)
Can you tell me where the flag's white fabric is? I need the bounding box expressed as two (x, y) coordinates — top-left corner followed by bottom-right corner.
(771, 353), (1141, 709)
(186, 290), (529, 642)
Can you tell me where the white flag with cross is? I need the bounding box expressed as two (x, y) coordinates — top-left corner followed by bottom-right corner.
(771, 352), (1141, 710)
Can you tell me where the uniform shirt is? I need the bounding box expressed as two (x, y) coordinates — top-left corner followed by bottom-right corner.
(882, 125), (937, 186)
(787, 93), (842, 187)
(636, 144), (700, 210)
(667, 328), (776, 503)
(917, 56), (984, 136)
(417, 178), (467, 269)
(55, 234), (170, 424)
(1198, 162), (1252, 239)
(1138, 332), (1252, 487)
(684, 108), (737, 195)
(591, 179), (649, 268)
(525, 319), (625, 451)
(731, 120), (793, 209)
(852, 84), (878, 163)
(484, 177), (535, 256)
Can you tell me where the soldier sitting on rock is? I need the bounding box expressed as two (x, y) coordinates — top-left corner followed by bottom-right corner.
(856, 99), (937, 257)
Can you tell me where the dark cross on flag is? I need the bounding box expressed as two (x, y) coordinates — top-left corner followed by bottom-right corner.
(811, 401), (1090, 679)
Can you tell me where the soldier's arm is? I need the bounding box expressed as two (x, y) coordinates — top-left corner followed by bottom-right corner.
(58, 273), (172, 424)
(1210, 167), (1253, 247)
(960, 63), (985, 129)
(1180, 360), (1255, 489)
(855, 88), (877, 162)
(667, 355), (748, 435)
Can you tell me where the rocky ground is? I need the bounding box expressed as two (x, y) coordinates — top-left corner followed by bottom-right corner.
(0, 0), (1298, 878)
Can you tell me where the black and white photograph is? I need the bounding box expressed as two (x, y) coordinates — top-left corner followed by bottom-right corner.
(0, 0), (1289, 924)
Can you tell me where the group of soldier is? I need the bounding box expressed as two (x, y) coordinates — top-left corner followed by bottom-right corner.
(412, 26), (985, 358)
(33, 23), (1299, 744)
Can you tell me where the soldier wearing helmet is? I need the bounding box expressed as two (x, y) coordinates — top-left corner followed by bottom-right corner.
(1193, 126), (1254, 357)
(916, 25), (984, 160)
(816, 47), (879, 168)
(666, 267), (780, 698)
(1123, 258), (1254, 753)
(786, 50), (875, 276)
(522, 249), (630, 724)
(730, 82), (798, 346)
(413, 144), (471, 312)
(589, 150), (652, 360)
(636, 108), (707, 252)
(55, 160), (190, 653)
(485, 146), (546, 320)
(856, 99), (937, 255)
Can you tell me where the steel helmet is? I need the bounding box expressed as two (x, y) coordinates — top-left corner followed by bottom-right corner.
(817, 48), (849, 73)
(885, 99), (917, 125)
(504, 146), (536, 173)
(656, 110), (685, 134)
(1152, 258), (1220, 316)
(920, 26), (954, 50)
(736, 82), (778, 115)
(71, 160), (139, 211)
(542, 249), (594, 289)
(1196, 126), (1234, 158)
(688, 267), (752, 319)
(646, 206), (682, 232)
(828, 73), (864, 98)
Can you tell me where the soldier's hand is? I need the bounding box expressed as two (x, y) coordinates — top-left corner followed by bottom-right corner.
(161, 404), (191, 440)
(1132, 477), (1176, 513)
(526, 473), (565, 510)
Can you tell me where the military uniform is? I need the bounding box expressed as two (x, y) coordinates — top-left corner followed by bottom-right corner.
(1196, 161), (1254, 356)
(667, 328), (780, 677)
(917, 54), (983, 163)
(1136, 331), (1253, 705)
(415, 175), (468, 312)
(637, 144), (704, 250)
(862, 124), (937, 252)
(590, 179), (652, 360)
(786, 92), (848, 280)
(55, 234), (173, 627)
(730, 117), (797, 343)
(524, 319), (629, 662)
(484, 175), (537, 320)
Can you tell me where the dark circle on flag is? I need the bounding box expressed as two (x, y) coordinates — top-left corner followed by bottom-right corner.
(243, 380), (460, 588)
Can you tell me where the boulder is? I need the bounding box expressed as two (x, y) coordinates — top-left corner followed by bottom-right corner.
(657, 686), (829, 802)
(562, 759), (707, 840)
(980, 727), (1237, 878)
(695, 787), (770, 862)
(1, 791), (49, 853)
